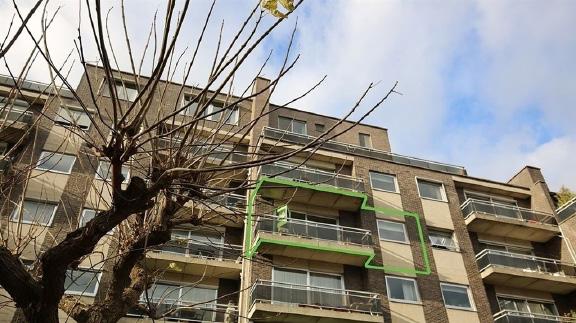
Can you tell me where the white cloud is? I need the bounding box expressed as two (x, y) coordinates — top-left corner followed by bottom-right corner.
(1, 0), (575, 191)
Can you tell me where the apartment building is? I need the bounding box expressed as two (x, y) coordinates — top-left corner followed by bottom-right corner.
(1, 66), (575, 323)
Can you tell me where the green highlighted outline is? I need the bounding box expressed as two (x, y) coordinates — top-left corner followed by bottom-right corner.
(244, 177), (431, 275)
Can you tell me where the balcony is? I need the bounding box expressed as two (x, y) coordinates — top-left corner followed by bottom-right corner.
(259, 161), (365, 211)
(0, 100), (34, 143)
(129, 302), (238, 322)
(248, 280), (382, 323)
(461, 199), (559, 242)
(253, 215), (374, 266)
(557, 198), (576, 224)
(261, 127), (466, 175)
(494, 310), (575, 323)
(476, 250), (576, 294)
(146, 240), (243, 279)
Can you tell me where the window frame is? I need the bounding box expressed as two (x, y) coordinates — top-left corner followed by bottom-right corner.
(102, 80), (139, 102)
(416, 177), (447, 202)
(464, 190), (518, 207)
(54, 105), (92, 130)
(278, 116), (307, 135)
(314, 123), (325, 133)
(202, 102), (239, 125)
(272, 267), (345, 291)
(78, 208), (97, 228)
(179, 96), (199, 116)
(358, 133), (372, 148)
(95, 160), (131, 183)
(10, 199), (58, 226)
(385, 276), (421, 304)
(369, 171), (399, 193)
(376, 219), (408, 243)
(428, 229), (459, 251)
(35, 151), (77, 174)
(496, 294), (558, 316)
(64, 268), (101, 297)
(440, 283), (474, 311)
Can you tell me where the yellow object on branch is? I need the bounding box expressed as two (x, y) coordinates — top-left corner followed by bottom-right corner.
(261, 0), (295, 18)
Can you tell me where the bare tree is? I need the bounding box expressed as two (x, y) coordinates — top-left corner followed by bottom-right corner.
(0, 1), (398, 323)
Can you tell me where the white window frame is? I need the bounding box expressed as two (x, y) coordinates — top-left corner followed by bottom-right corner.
(478, 240), (534, 255)
(102, 80), (139, 102)
(385, 276), (421, 304)
(180, 95), (199, 116)
(440, 283), (474, 311)
(428, 229), (459, 251)
(271, 267), (345, 305)
(369, 171), (399, 193)
(54, 105), (92, 130)
(377, 219), (408, 244)
(141, 281), (218, 320)
(95, 160), (131, 183)
(64, 268), (101, 297)
(278, 116), (307, 135)
(36, 151), (76, 174)
(78, 208), (97, 228)
(416, 177), (447, 202)
(10, 200), (58, 226)
(358, 133), (372, 148)
(202, 102), (239, 125)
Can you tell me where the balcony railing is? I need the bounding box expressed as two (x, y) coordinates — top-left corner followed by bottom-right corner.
(557, 198), (576, 224)
(262, 127), (466, 175)
(255, 215), (373, 247)
(461, 199), (557, 226)
(128, 302), (238, 322)
(250, 280), (382, 315)
(476, 249), (576, 277)
(153, 240), (242, 262)
(494, 310), (575, 323)
(260, 161), (365, 192)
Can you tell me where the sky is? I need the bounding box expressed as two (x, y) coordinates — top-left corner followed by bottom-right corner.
(1, 0), (575, 192)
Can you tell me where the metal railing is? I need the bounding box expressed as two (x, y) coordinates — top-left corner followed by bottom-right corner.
(260, 161), (365, 192)
(494, 310), (576, 322)
(128, 302), (238, 322)
(262, 127), (466, 175)
(557, 197), (576, 224)
(254, 215), (373, 247)
(250, 280), (382, 315)
(461, 199), (557, 226)
(476, 249), (576, 277)
(153, 240), (242, 262)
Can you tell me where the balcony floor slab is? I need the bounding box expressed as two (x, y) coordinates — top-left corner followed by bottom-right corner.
(480, 266), (576, 294)
(465, 212), (559, 242)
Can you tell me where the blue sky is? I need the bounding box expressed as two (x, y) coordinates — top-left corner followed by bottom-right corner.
(1, 0), (575, 191)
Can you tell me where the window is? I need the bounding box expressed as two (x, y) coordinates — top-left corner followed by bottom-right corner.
(385, 276), (420, 303)
(464, 192), (518, 207)
(429, 230), (458, 251)
(314, 123), (325, 133)
(95, 160), (130, 182)
(417, 179), (446, 201)
(202, 102), (239, 125)
(479, 241), (533, 255)
(369, 172), (398, 193)
(64, 268), (100, 296)
(278, 116), (307, 135)
(103, 80), (138, 101)
(36, 151), (76, 174)
(377, 220), (407, 243)
(79, 209), (97, 228)
(11, 200), (57, 226)
(272, 268), (344, 307)
(162, 229), (224, 258)
(359, 133), (372, 148)
(440, 283), (473, 310)
(55, 106), (91, 129)
(497, 296), (558, 316)
(133, 282), (218, 321)
(180, 96), (199, 116)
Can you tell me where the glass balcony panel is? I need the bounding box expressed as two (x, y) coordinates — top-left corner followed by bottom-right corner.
(477, 250), (575, 277)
